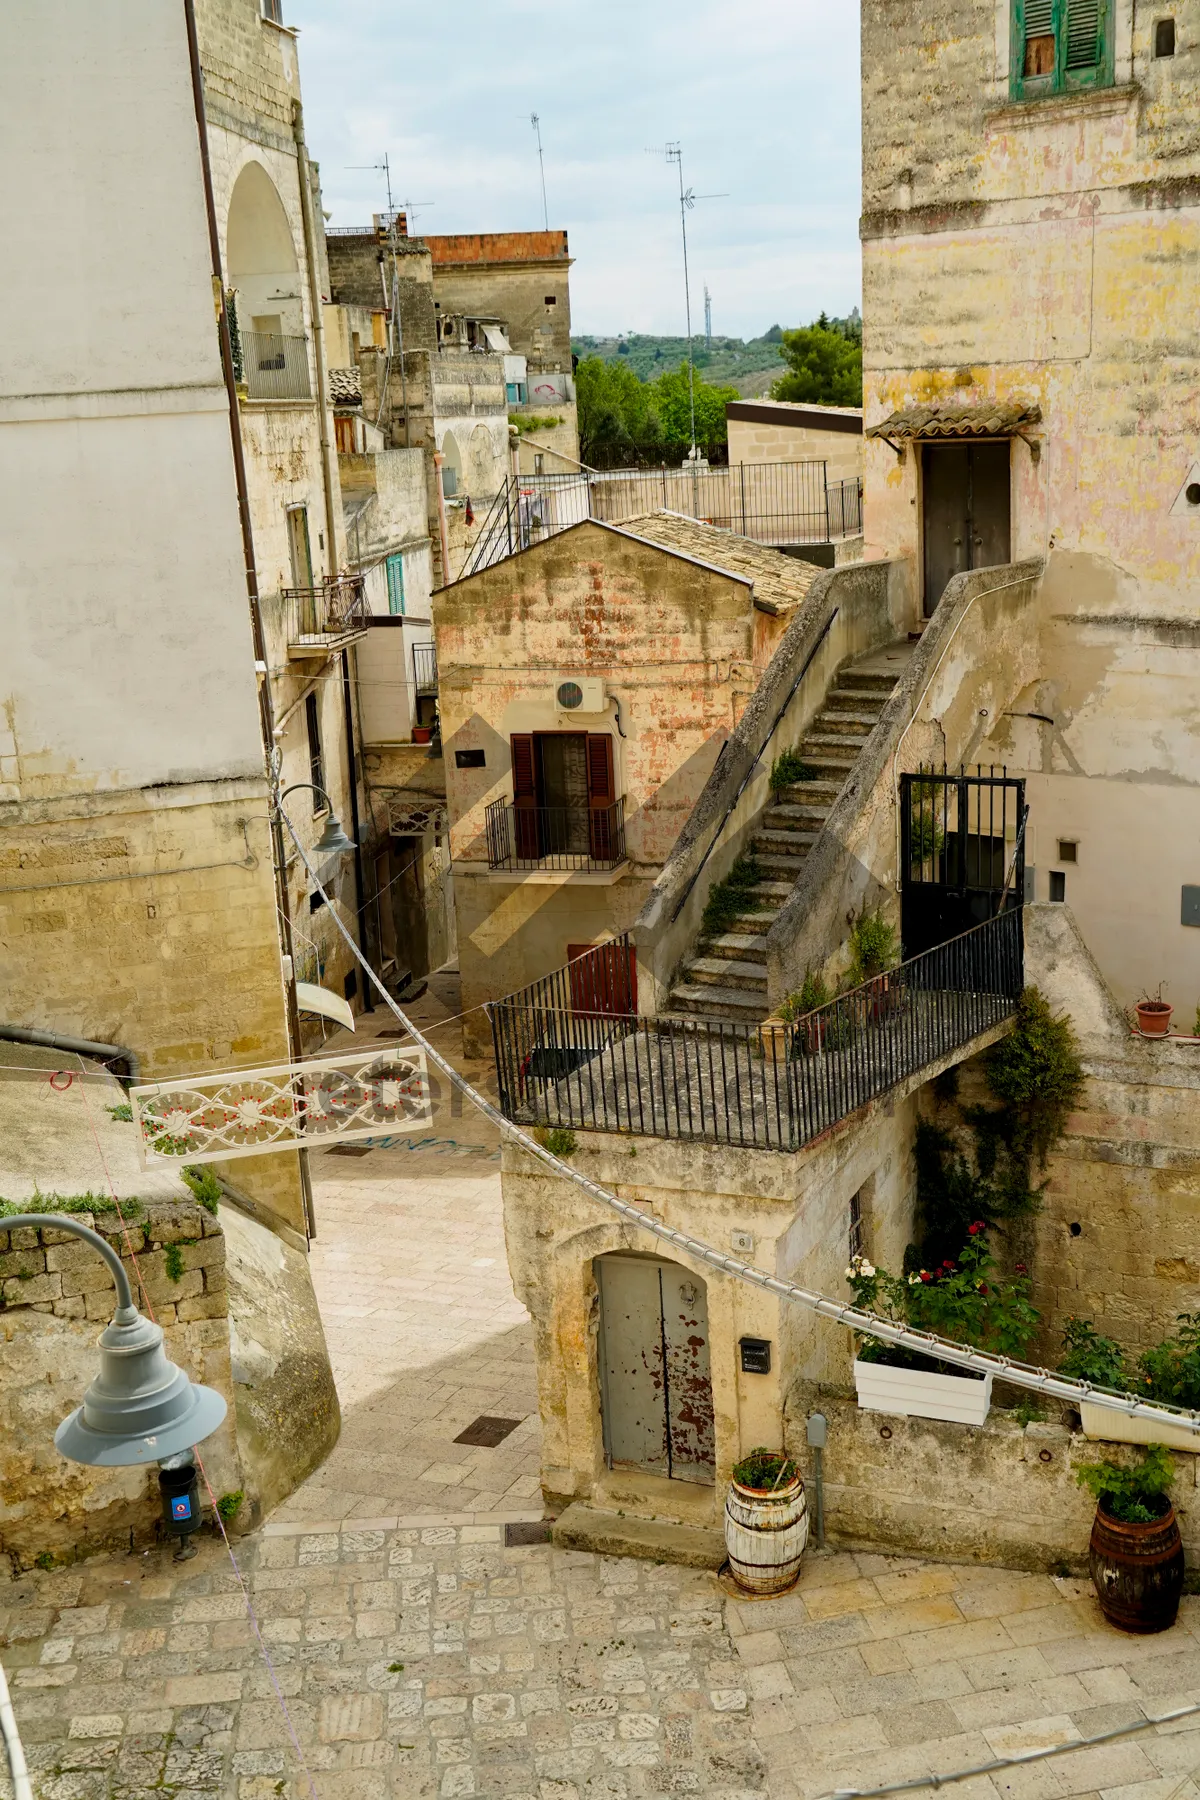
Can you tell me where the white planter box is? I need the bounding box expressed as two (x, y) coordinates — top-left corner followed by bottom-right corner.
(1079, 1400), (1200, 1454)
(853, 1356), (992, 1426)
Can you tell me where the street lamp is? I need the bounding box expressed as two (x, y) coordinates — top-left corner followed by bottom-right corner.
(278, 783), (356, 855)
(6, 1213), (227, 1554)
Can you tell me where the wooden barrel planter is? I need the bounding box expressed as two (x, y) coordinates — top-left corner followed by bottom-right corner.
(1089, 1499), (1185, 1633)
(724, 1462), (808, 1596)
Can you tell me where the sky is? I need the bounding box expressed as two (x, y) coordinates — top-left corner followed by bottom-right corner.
(286, 0), (862, 342)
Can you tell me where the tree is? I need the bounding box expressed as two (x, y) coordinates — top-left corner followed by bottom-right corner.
(771, 314), (863, 407)
(650, 364), (740, 460)
(575, 356), (663, 467)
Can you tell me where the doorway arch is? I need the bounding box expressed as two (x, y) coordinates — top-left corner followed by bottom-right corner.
(595, 1252), (715, 1484)
(226, 160), (302, 339)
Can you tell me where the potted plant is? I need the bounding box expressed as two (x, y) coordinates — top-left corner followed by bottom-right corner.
(1136, 983), (1172, 1036)
(1077, 1444), (1184, 1632)
(778, 969), (831, 1055)
(724, 1448), (808, 1596)
(1063, 1315), (1200, 1453)
(846, 1226), (1038, 1426)
(412, 725), (433, 745)
(847, 908), (901, 1021)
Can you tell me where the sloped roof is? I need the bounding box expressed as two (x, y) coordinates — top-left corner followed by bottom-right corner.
(616, 512), (819, 616)
(329, 365), (362, 406)
(866, 402), (1041, 441)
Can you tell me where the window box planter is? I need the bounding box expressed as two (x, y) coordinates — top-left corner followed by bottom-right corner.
(1079, 1401), (1200, 1455)
(853, 1356), (992, 1426)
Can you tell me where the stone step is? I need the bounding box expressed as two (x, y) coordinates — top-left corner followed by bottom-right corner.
(755, 880), (796, 900)
(552, 1504), (726, 1571)
(812, 710), (877, 736)
(769, 778), (842, 805)
(702, 931), (769, 962)
(729, 910), (777, 935)
(756, 825), (818, 849)
(801, 731), (871, 756)
(755, 852), (810, 879)
(668, 985), (769, 1022)
(683, 957), (769, 991)
(839, 670), (900, 693)
(763, 802), (832, 829)
(825, 686), (893, 712)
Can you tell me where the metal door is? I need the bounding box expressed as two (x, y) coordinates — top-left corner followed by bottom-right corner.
(597, 1254), (715, 1485)
(901, 766), (1026, 958)
(921, 443), (1011, 616)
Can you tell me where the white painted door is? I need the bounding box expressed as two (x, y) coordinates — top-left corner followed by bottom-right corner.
(597, 1255), (715, 1485)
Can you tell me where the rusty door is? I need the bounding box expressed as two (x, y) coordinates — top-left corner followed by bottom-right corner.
(921, 443), (1011, 616)
(596, 1254), (715, 1485)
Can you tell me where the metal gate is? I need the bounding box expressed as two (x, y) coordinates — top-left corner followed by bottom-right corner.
(901, 766), (1026, 959)
(596, 1254), (715, 1485)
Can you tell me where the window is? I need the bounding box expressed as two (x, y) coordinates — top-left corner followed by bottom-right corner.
(1155, 17), (1176, 56)
(305, 692), (326, 808)
(1012, 0), (1113, 98)
(849, 1190), (865, 1262)
(261, 0), (284, 20)
(1057, 839), (1078, 863)
(544, 295), (557, 306)
(506, 381), (527, 404)
(385, 552), (406, 616)
(1050, 870), (1067, 902)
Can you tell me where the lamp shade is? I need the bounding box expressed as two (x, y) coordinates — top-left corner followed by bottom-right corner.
(312, 812), (356, 855)
(54, 1308), (227, 1468)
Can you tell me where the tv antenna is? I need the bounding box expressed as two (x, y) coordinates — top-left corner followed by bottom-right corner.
(530, 113), (549, 230)
(647, 143), (727, 460)
(347, 157), (433, 234)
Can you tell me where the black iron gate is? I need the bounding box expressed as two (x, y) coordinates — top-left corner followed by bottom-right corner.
(901, 766), (1026, 959)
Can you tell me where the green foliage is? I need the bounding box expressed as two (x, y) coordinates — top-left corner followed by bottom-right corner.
(732, 1447), (798, 1490)
(1012, 1397), (1045, 1427)
(388, 1662), (406, 1673)
(651, 363), (740, 460)
(778, 970), (831, 1022)
(984, 987), (1085, 1170)
(769, 748), (819, 793)
(181, 1166), (222, 1218)
(908, 810), (945, 867)
(34, 1551), (55, 1571)
(849, 1225), (1039, 1364)
(216, 1490), (244, 1524)
(164, 1243), (186, 1283)
(575, 355), (738, 467)
(535, 1127), (577, 1158)
(509, 414), (564, 434)
(772, 315), (863, 407)
(1060, 1317), (1129, 1391)
(847, 909), (899, 986)
(0, 1192), (138, 1219)
(1139, 1314), (1200, 1412)
(1076, 1443), (1175, 1523)
(105, 1103), (133, 1123)
(701, 852), (764, 938)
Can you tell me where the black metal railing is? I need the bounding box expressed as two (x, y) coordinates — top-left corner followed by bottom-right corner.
(485, 797), (627, 872)
(413, 642), (438, 694)
(283, 574), (369, 646)
(242, 330), (311, 401)
(489, 909), (1023, 1154)
(458, 459), (861, 582)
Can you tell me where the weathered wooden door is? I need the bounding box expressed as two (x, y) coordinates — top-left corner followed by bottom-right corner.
(597, 1254), (715, 1485)
(921, 443), (1011, 616)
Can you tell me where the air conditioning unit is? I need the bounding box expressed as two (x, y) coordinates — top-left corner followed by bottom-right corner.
(555, 677), (606, 715)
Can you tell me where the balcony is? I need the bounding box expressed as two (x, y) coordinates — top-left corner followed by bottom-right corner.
(485, 797), (626, 873)
(284, 574), (369, 656)
(413, 642), (438, 695)
(240, 330), (312, 402)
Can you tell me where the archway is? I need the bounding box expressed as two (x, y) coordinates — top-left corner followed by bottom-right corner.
(440, 429), (463, 498)
(595, 1252), (715, 1484)
(226, 162), (306, 396)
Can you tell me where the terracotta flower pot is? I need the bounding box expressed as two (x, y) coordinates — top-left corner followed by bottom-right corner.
(411, 726), (432, 745)
(1136, 1001), (1172, 1036)
(1089, 1499), (1184, 1633)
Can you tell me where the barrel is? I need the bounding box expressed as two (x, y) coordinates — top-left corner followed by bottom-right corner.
(724, 1475), (808, 1596)
(1089, 1500), (1184, 1633)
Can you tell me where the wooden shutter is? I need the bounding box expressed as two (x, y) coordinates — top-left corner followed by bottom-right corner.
(586, 733), (615, 861)
(568, 941), (637, 1018)
(1022, 0), (1056, 76)
(510, 734), (539, 860)
(1065, 0), (1100, 68)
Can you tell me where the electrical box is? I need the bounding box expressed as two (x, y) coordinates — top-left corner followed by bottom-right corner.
(1183, 886), (1200, 928)
(739, 1337), (772, 1375)
(556, 677), (606, 716)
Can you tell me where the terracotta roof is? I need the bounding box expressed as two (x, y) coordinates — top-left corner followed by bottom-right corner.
(616, 512), (819, 615)
(865, 402), (1041, 441)
(329, 366), (362, 406)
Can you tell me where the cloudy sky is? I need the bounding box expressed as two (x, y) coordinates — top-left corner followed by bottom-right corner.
(287, 0), (861, 342)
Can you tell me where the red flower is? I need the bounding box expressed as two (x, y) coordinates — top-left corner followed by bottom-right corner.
(978, 1283), (989, 1295)
(968, 1222), (985, 1236)
(920, 1271), (932, 1283)
(1015, 1262), (1027, 1274)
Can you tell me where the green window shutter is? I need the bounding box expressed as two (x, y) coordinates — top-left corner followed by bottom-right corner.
(1065, 0), (1101, 70)
(1022, 0), (1056, 79)
(386, 553), (405, 616)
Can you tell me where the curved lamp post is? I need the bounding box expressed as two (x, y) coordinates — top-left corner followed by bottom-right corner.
(277, 783), (355, 855)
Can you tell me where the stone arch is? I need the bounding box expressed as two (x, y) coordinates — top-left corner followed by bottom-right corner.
(226, 160), (302, 339)
(440, 429), (463, 498)
(469, 422), (500, 497)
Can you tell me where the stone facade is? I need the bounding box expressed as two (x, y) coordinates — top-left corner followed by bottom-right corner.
(727, 400), (863, 485)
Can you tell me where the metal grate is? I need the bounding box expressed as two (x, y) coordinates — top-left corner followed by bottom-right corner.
(505, 1521), (552, 1546)
(454, 1416), (523, 1447)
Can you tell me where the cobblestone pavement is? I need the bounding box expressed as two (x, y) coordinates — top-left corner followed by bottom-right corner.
(273, 970), (542, 1527)
(0, 1520), (763, 1800)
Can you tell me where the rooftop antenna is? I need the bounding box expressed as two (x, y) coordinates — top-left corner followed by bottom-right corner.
(646, 143), (728, 461)
(704, 284), (712, 349)
(530, 113), (549, 230)
(347, 158), (433, 235)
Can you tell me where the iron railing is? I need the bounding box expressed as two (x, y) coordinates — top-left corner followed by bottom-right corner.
(242, 330), (311, 401)
(413, 642), (438, 694)
(489, 909), (1024, 1154)
(283, 574), (369, 647)
(460, 459), (861, 581)
(485, 797), (627, 872)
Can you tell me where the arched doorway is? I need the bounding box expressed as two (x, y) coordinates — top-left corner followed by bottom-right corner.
(596, 1253), (715, 1484)
(439, 429), (463, 498)
(226, 161), (307, 398)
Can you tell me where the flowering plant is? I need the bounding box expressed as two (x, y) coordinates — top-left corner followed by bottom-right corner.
(845, 1226), (1039, 1372)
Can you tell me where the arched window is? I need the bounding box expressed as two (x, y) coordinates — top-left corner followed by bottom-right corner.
(226, 162), (308, 399)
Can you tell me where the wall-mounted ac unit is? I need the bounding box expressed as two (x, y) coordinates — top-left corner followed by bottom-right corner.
(555, 677), (606, 716)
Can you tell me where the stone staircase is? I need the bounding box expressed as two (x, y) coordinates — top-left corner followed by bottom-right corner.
(666, 643), (914, 1024)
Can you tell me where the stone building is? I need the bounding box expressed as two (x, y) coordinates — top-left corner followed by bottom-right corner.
(726, 397), (863, 487)
(492, 0), (1200, 1569)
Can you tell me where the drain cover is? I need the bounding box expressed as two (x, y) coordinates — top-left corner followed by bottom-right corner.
(327, 1145), (373, 1158)
(505, 1521), (552, 1547)
(454, 1416), (523, 1448)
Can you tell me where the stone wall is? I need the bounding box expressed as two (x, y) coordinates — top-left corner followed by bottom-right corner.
(727, 405), (862, 485)
(427, 235), (574, 373)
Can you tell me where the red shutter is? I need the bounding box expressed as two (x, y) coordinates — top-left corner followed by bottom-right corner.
(510, 734), (539, 860)
(586, 733), (615, 861)
(568, 941), (637, 1018)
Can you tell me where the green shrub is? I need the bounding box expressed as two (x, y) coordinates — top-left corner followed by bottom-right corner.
(850, 1224), (1038, 1364)
(1139, 1313), (1200, 1412)
(1077, 1443), (1174, 1523)
(1059, 1317), (1129, 1391)
(700, 852), (764, 938)
(769, 748), (819, 793)
(164, 1243), (186, 1283)
(181, 1166), (222, 1218)
(847, 908), (899, 986)
(984, 986), (1085, 1171)
(778, 969), (831, 1022)
(105, 1103), (133, 1123)
(0, 1191), (137, 1220)
(732, 1447), (798, 1490)
(216, 1490), (244, 1524)
(535, 1127), (577, 1158)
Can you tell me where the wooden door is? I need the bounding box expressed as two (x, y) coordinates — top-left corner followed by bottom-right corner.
(922, 444), (1011, 616)
(597, 1254), (715, 1485)
(586, 734), (616, 860)
(567, 942), (637, 1016)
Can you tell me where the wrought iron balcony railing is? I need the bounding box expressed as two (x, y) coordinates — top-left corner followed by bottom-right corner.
(488, 908), (1024, 1154)
(484, 797), (626, 872)
(241, 329), (312, 401)
(413, 642), (438, 695)
(283, 574), (369, 650)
